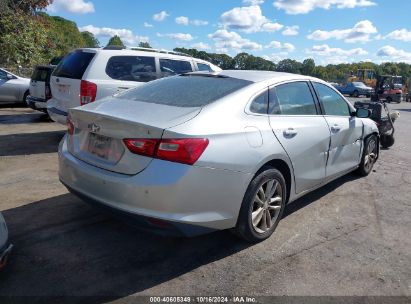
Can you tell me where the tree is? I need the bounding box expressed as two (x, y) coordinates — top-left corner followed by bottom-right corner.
(301, 58), (315, 76)
(0, 12), (48, 66)
(1, 0), (52, 15)
(276, 59), (302, 74)
(81, 31), (100, 48)
(107, 35), (124, 47)
(138, 41), (152, 48)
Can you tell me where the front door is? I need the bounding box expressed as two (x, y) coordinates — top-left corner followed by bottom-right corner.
(312, 82), (363, 178)
(268, 81), (331, 194)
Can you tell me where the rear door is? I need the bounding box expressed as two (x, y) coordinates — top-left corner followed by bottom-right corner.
(268, 81), (331, 194)
(50, 50), (96, 111)
(312, 82), (363, 178)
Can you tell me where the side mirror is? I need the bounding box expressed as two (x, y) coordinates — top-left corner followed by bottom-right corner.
(6, 73), (14, 80)
(356, 108), (371, 118)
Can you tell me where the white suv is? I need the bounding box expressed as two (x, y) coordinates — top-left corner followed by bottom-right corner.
(47, 47), (221, 124)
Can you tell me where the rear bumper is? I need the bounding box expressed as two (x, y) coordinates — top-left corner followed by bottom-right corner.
(27, 96), (47, 111)
(47, 106), (68, 124)
(58, 136), (251, 235)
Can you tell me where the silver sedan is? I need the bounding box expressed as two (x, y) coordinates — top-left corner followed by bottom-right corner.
(0, 68), (30, 104)
(59, 70), (379, 242)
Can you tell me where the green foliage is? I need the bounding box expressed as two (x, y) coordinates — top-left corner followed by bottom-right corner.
(38, 12), (85, 59)
(0, 0), (52, 15)
(301, 58), (316, 76)
(0, 12), (48, 66)
(138, 41), (152, 48)
(107, 35), (125, 47)
(81, 31), (100, 48)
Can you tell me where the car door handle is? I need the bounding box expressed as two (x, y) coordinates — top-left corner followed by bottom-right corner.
(117, 87), (130, 90)
(283, 128), (298, 137)
(331, 124), (341, 133)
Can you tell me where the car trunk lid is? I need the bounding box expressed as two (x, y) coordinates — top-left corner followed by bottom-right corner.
(68, 97), (201, 175)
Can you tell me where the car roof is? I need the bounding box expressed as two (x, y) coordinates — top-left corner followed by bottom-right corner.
(192, 70), (318, 84)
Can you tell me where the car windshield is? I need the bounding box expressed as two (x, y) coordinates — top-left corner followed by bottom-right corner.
(353, 82), (367, 87)
(117, 74), (253, 107)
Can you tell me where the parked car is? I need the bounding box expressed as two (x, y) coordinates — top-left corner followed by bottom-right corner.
(59, 71), (379, 242)
(27, 65), (55, 113)
(48, 47), (221, 124)
(0, 68), (30, 104)
(335, 81), (374, 97)
(0, 212), (12, 270)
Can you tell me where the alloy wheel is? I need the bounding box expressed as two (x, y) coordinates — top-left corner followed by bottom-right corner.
(251, 178), (283, 234)
(364, 138), (377, 171)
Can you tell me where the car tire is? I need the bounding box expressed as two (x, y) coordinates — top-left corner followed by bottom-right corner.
(234, 168), (286, 243)
(357, 135), (378, 176)
(22, 91), (29, 105)
(353, 90), (359, 98)
(386, 96), (392, 103)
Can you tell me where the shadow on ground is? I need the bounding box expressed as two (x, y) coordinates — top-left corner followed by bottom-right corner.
(0, 130), (65, 156)
(0, 171), (360, 301)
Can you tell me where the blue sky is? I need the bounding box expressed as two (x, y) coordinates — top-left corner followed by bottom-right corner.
(47, 0), (411, 65)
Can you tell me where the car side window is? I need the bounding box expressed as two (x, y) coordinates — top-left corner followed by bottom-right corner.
(106, 56), (157, 82)
(268, 82), (317, 115)
(0, 70), (7, 80)
(159, 59), (193, 77)
(249, 90), (268, 114)
(197, 63), (212, 72)
(313, 82), (351, 116)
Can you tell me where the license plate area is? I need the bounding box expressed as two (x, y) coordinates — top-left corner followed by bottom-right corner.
(88, 133), (112, 160)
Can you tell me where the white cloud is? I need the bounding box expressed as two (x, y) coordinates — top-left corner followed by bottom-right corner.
(191, 19), (209, 26)
(377, 45), (411, 63)
(48, 0), (95, 14)
(274, 0), (376, 15)
(208, 29), (263, 51)
(308, 44), (368, 57)
(220, 5), (283, 33)
(191, 42), (211, 50)
(266, 41), (295, 52)
(144, 22), (153, 28)
(243, 0), (265, 5)
(79, 25), (148, 45)
(307, 20), (377, 43)
(153, 11), (169, 22)
(175, 16), (189, 25)
(385, 29), (411, 42)
(282, 25), (299, 36)
(157, 32), (194, 41)
(175, 16), (209, 26)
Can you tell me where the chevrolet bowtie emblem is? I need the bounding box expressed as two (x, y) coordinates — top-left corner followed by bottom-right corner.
(88, 123), (100, 133)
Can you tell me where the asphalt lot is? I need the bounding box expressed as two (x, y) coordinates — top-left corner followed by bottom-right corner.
(0, 99), (410, 301)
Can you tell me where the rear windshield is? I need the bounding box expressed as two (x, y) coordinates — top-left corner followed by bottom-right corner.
(31, 67), (53, 82)
(52, 51), (95, 79)
(117, 75), (252, 107)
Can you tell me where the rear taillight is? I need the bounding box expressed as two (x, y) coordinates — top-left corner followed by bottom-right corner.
(80, 80), (97, 105)
(67, 116), (74, 135)
(123, 139), (158, 157)
(123, 138), (209, 165)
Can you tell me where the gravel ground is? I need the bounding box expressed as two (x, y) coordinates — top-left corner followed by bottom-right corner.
(0, 99), (410, 302)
